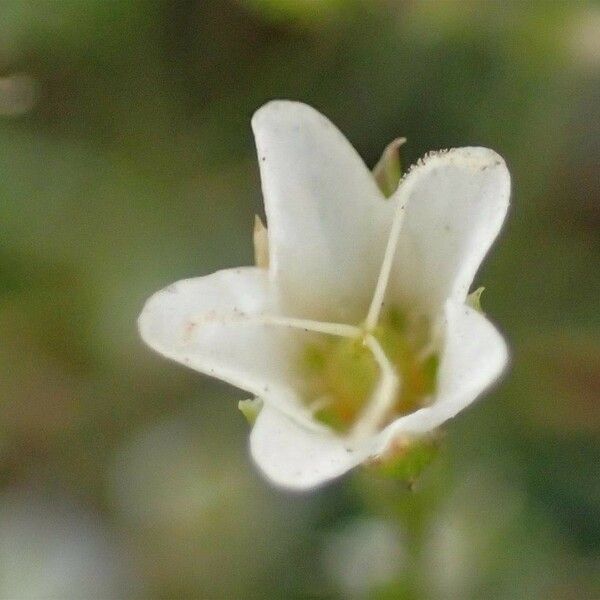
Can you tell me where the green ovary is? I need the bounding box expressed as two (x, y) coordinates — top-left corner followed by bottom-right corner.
(302, 308), (438, 433)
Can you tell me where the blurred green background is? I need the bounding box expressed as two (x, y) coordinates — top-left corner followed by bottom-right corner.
(0, 1), (598, 598)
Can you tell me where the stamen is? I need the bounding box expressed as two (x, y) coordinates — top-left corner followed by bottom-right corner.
(190, 313), (362, 339)
(365, 195), (407, 331)
(350, 334), (401, 440)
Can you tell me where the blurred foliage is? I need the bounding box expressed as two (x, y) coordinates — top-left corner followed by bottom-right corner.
(0, 0), (598, 598)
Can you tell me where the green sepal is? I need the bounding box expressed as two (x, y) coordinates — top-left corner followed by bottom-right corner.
(467, 286), (485, 313)
(373, 137), (406, 198)
(253, 215), (269, 268)
(366, 435), (441, 485)
(238, 397), (263, 425)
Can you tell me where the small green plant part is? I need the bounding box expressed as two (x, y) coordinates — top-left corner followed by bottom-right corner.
(238, 398), (263, 424)
(373, 137), (406, 198)
(368, 435), (441, 485)
(467, 286), (485, 312)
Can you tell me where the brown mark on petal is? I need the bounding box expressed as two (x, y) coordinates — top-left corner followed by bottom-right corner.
(182, 319), (198, 343)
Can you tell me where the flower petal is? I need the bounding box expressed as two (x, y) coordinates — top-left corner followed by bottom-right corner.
(250, 404), (372, 490)
(389, 147), (510, 313)
(138, 267), (312, 423)
(378, 300), (508, 444)
(252, 100), (394, 321)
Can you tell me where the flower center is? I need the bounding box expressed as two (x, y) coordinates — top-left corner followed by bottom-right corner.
(301, 307), (438, 434)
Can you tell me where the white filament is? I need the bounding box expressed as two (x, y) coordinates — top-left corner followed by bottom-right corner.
(365, 196), (407, 331)
(190, 313), (362, 339)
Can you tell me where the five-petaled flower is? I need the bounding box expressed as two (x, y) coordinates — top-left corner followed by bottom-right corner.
(139, 101), (510, 491)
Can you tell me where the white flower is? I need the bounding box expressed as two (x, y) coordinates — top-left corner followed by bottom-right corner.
(139, 100), (510, 491)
